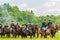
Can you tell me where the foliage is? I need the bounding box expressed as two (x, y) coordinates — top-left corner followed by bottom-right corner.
(0, 3), (60, 27)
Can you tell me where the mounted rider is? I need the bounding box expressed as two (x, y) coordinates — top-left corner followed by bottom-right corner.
(27, 21), (31, 25)
(25, 21), (32, 34)
(47, 20), (52, 28)
(10, 21), (15, 29)
(4, 23), (9, 28)
(41, 19), (47, 33)
(4, 23), (9, 32)
(15, 23), (20, 30)
(10, 21), (15, 32)
(27, 21), (32, 29)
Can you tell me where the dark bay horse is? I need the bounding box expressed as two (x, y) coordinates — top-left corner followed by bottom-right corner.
(4, 24), (10, 37)
(5, 27), (10, 37)
(15, 23), (21, 37)
(20, 24), (37, 38)
(0, 27), (5, 37)
(10, 23), (17, 37)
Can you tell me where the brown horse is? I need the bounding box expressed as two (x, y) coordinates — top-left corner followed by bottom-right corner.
(37, 27), (43, 38)
(55, 24), (59, 32)
(37, 24), (59, 38)
(4, 23), (10, 38)
(44, 24), (59, 38)
(5, 27), (10, 37)
(15, 23), (21, 37)
(20, 24), (37, 38)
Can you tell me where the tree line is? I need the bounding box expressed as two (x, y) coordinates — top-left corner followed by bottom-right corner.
(0, 3), (60, 27)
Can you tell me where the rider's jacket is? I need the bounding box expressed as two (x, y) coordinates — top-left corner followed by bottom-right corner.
(47, 22), (52, 26)
(42, 21), (47, 27)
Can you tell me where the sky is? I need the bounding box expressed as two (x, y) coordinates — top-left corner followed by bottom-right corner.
(0, 0), (60, 16)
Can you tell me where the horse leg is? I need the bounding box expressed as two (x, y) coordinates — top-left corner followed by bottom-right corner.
(1, 34), (2, 37)
(44, 33), (47, 38)
(21, 34), (24, 38)
(51, 34), (54, 38)
(8, 34), (10, 38)
(13, 34), (16, 38)
(37, 32), (39, 38)
(25, 35), (27, 38)
(51, 33), (55, 38)
(30, 33), (32, 38)
(15, 35), (16, 38)
(33, 33), (35, 37)
(1, 34), (2, 38)
(30, 35), (32, 38)
(40, 33), (43, 38)
(6, 34), (8, 37)
(18, 34), (19, 38)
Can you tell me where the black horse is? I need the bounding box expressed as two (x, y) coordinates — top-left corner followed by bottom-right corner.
(10, 23), (17, 38)
(0, 27), (5, 37)
(15, 23), (21, 37)
(20, 24), (38, 38)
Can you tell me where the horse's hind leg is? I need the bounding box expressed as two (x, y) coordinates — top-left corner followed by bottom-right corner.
(44, 33), (47, 38)
(51, 34), (55, 38)
(21, 35), (24, 38)
(8, 34), (10, 37)
(18, 35), (19, 38)
(30, 35), (32, 38)
(33, 33), (35, 37)
(40, 33), (43, 38)
(37, 34), (39, 38)
(14, 34), (16, 38)
(0, 34), (2, 37)
(30, 34), (32, 38)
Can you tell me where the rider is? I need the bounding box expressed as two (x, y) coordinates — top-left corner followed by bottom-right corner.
(10, 21), (15, 28)
(4, 23), (9, 28)
(41, 19), (47, 28)
(27, 21), (31, 25)
(25, 21), (31, 34)
(4, 23), (9, 31)
(16, 23), (20, 29)
(41, 19), (47, 33)
(47, 20), (52, 28)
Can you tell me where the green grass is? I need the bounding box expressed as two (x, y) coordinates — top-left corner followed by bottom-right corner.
(0, 31), (60, 40)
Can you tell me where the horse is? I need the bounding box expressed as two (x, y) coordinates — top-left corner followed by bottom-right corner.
(37, 27), (43, 38)
(45, 24), (59, 38)
(55, 24), (59, 32)
(5, 27), (10, 37)
(15, 23), (21, 37)
(0, 27), (5, 37)
(20, 24), (34, 38)
(37, 24), (58, 38)
(29, 25), (38, 37)
(10, 25), (17, 37)
(10, 23), (17, 38)
(4, 24), (10, 37)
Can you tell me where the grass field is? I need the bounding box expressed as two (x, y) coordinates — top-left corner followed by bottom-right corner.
(0, 31), (60, 40)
